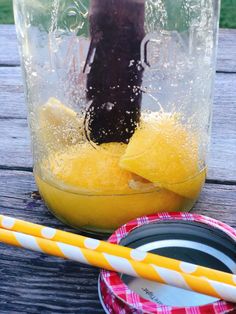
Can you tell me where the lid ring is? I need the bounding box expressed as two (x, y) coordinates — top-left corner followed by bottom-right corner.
(100, 212), (236, 313)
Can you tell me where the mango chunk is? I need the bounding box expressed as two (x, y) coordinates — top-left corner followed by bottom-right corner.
(119, 113), (205, 199)
(37, 97), (84, 150)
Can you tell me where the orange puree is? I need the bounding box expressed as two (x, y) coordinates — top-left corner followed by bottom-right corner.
(35, 142), (185, 231)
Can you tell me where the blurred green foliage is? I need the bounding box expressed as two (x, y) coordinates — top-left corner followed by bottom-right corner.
(0, 0), (14, 24)
(0, 0), (235, 28)
(220, 0), (236, 28)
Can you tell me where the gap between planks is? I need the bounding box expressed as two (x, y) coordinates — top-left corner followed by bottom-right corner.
(0, 164), (236, 187)
(1, 64), (236, 75)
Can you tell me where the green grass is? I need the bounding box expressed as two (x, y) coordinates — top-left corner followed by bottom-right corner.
(0, 0), (14, 24)
(220, 0), (236, 28)
(0, 0), (235, 28)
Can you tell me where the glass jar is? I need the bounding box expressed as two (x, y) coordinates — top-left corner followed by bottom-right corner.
(13, 0), (220, 234)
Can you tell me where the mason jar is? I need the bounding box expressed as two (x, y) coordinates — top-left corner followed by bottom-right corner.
(13, 0), (220, 234)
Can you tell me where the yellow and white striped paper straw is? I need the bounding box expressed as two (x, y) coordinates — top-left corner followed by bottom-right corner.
(0, 214), (235, 287)
(0, 227), (235, 302)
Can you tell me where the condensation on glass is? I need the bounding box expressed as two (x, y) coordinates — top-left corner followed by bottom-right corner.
(13, 0), (220, 234)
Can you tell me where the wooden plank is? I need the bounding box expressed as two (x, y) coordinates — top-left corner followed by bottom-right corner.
(0, 67), (26, 118)
(0, 169), (235, 312)
(0, 25), (236, 72)
(0, 169), (103, 313)
(217, 28), (236, 73)
(0, 250), (102, 313)
(193, 183), (236, 227)
(0, 118), (32, 168)
(0, 68), (235, 181)
(0, 25), (19, 66)
(208, 72), (236, 181)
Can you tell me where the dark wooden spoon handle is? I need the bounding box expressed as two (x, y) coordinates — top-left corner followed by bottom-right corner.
(84, 0), (145, 144)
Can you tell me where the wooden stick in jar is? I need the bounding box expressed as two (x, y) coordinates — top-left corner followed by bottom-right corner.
(84, 0), (145, 144)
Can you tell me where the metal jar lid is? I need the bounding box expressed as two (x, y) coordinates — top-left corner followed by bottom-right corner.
(98, 212), (236, 313)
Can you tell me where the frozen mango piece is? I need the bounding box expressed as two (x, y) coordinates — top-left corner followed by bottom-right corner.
(119, 113), (205, 199)
(37, 97), (84, 150)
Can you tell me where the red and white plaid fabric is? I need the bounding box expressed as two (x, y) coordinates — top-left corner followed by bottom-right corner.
(99, 212), (236, 314)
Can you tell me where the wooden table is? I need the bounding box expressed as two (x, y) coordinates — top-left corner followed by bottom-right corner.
(0, 25), (235, 313)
